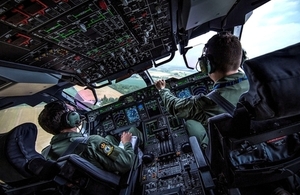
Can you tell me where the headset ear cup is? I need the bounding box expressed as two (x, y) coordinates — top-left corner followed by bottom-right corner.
(199, 56), (211, 74)
(240, 49), (248, 68)
(65, 111), (81, 128)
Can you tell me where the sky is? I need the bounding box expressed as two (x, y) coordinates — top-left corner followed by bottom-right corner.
(159, 0), (300, 69)
(241, 0), (300, 58)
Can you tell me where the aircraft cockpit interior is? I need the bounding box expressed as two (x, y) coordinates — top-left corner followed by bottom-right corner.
(1, 0), (300, 195)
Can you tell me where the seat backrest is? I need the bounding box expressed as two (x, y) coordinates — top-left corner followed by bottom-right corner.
(219, 42), (300, 137)
(57, 154), (121, 195)
(0, 122), (44, 183)
(206, 43), (300, 187)
(239, 42), (300, 120)
(57, 154), (121, 186)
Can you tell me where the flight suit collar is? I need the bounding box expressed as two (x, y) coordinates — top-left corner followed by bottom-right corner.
(213, 70), (246, 90)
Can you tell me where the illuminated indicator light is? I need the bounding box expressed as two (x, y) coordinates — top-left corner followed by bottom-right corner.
(141, 11), (147, 17)
(31, 0), (48, 16)
(0, 15), (6, 20)
(88, 14), (106, 28)
(8, 33), (32, 46)
(18, 4), (24, 10)
(11, 8), (30, 25)
(45, 23), (63, 33)
(58, 29), (80, 39)
(99, 0), (108, 10)
(71, 7), (93, 20)
(74, 56), (81, 61)
(130, 17), (135, 22)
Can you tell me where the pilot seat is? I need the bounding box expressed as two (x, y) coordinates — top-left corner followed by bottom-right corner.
(205, 42), (300, 195)
(0, 122), (138, 195)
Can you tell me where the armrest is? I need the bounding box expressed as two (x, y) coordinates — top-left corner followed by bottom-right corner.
(27, 158), (60, 180)
(189, 136), (215, 190)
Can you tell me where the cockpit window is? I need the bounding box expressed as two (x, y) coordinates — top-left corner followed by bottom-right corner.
(148, 31), (217, 79)
(63, 73), (147, 109)
(241, 0), (300, 58)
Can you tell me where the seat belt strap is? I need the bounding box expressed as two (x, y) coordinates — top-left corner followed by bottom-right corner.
(62, 136), (89, 156)
(206, 90), (235, 116)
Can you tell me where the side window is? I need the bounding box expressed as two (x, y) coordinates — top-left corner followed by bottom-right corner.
(241, 0), (300, 58)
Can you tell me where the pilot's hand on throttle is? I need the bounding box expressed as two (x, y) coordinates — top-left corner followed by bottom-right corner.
(121, 132), (132, 144)
(155, 80), (166, 90)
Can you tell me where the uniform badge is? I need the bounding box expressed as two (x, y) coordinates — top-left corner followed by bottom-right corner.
(100, 142), (114, 156)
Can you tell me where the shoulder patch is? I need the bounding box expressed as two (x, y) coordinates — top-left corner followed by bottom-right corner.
(99, 142), (114, 156)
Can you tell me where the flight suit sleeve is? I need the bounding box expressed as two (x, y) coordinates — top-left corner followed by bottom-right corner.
(83, 135), (136, 174)
(159, 88), (206, 119)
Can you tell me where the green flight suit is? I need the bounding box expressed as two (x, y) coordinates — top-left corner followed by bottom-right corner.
(42, 127), (143, 174)
(159, 70), (249, 148)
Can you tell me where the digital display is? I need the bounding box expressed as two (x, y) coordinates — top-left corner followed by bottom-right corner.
(112, 110), (128, 128)
(176, 87), (192, 98)
(137, 103), (148, 119)
(168, 115), (182, 129)
(192, 84), (208, 95)
(102, 119), (115, 131)
(144, 119), (159, 135)
(125, 106), (140, 124)
(137, 103), (145, 112)
(145, 100), (161, 118)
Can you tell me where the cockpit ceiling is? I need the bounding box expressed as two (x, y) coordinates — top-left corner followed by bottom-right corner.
(0, 0), (269, 87)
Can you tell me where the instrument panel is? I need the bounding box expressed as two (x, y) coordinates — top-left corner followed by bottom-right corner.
(86, 72), (213, 194)
(0, 0), (176, 86)
(86, 72), (213, 135)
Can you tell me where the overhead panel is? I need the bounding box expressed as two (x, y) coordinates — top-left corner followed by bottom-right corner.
(0, 0), (176, 86)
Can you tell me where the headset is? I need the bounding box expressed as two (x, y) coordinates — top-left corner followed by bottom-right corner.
(45, 100), (82, 129)
(199, 51), (215, 75)
(198, 48), (247, 75)
(197, 31), (247, 75)
(61, 111), (82, 128)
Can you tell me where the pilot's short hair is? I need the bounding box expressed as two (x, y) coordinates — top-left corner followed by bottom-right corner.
(205, 31), (242, 73)
(38, 100), (68, 135)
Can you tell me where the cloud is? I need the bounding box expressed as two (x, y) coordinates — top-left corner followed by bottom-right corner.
(241, 0), (300, 58)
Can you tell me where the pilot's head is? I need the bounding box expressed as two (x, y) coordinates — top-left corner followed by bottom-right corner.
(38, 100), (81, 135)
(200, 31), (243, 77)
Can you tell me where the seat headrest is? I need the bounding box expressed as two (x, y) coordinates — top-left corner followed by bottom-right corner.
(239, 42), (300, 120)
(0, 123), (44, 183)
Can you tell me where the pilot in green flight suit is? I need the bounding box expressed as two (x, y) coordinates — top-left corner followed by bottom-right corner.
(38, 100), (143, 174)
(155, 32), (249, 149)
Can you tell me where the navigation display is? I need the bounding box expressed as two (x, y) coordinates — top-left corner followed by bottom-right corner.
(192, 84), (209, 95)
(112, 110), (128, 128)
(176, 87), (192, 98)
(125, 106), (140, 124)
